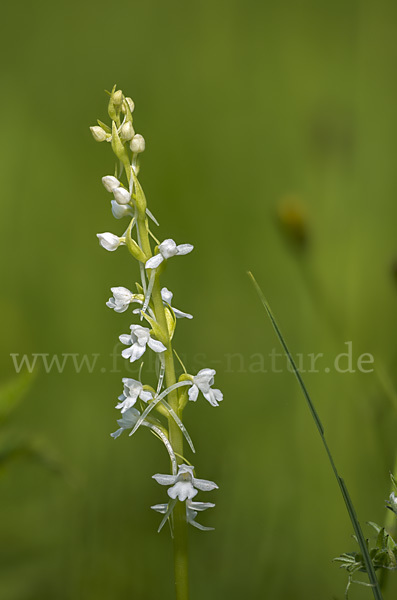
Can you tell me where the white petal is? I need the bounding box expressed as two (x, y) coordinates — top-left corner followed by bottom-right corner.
(121, 347), (133, 359)
(116, 396), (137, 412)
(195, 368), (216, 384)
(203, 388), (223, 406)
(147, 338), (167, 353)
(158, 239), (178, 258)
(188, 385), (199, 402)
(145, 254), (164, 269)
(172, 307), (193, 319)
(111, 200), (133, 219)
(188, 501), (215, 511)
(119, 334), (131, 345)
(110, 427), (124, 439)
(111, 286), (133, 299)
(140, 390), (153, 402)
(96, 232), (121, 251)
(176, 244), (194, 256)
(188, 519), (214, 532)
(123, 377), (141, 390)
(128, 343), (146, 362)
(151, 504), (168, 514)
(213, 389), (223, 403)
(192, 477), (218, 492)
(152, 473), (177, 486)
(118, 407), (140, 428)
(178, 464), (195, 477)
(114, 304), (129, 313)
(160, 287), (173, 304)
(131, 324), (150, 336)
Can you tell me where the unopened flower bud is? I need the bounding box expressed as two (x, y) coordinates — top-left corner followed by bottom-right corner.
(120, 121), (135, 141)
(111, 200), (133, 219)
(113, 187), (131, 205)
(96, 232), (124, 252)
(102, 175), (120, 192)
(130, 134), (145, 154)
(90, 126), (107, 142)
(113, 89), (124, 108)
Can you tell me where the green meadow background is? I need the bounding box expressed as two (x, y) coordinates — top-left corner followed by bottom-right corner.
(1, 1), (397, 598)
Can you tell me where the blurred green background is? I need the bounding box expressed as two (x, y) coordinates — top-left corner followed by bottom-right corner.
(1, 0), (397, 598)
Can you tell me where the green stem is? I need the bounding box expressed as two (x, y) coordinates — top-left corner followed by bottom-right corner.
(136, 210), (190, 600)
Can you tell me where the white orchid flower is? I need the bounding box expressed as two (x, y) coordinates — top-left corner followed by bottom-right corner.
(161, 287), (193, 319)
(96, 232), (125, 252)
(116, 377), (153, 413)
(106, 287), (135, 313)
(152, 463), (218, 501)
(110, 406), (141, 438)
(151, 499), (215, 531)
(188, 368), (223, 407)
(145, 239), (193, 270)
(120, 324), (166, 362)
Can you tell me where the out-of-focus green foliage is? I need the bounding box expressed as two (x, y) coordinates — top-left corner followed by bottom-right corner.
(1, 0), (397, 599)
(0, 371), (34, 424)
(0, 371), (65, 474)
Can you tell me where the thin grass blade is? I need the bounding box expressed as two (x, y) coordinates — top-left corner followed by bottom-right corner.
(248, 271), (383, 600)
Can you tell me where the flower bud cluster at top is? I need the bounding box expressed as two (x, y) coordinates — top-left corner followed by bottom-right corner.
(90, 86), (222, 532)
